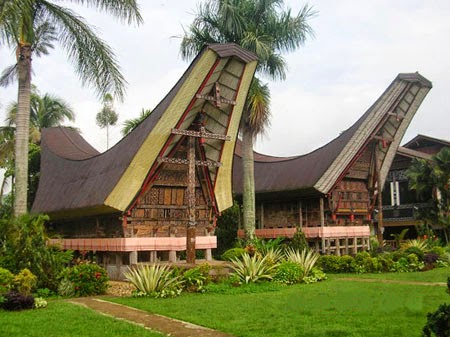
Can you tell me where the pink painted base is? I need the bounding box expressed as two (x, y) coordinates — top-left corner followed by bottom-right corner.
(237, 226), (370, 239)
(48, 236), (217, 252)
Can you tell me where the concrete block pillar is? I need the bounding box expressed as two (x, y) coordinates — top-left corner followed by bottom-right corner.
(129, 251), (138, 265)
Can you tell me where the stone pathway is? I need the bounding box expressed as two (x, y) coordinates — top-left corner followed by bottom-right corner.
(336, 277), (446, 287)
(69, 297), (235, 337)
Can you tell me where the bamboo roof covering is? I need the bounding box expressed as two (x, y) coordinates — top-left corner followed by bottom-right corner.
(32, 44), (257, 219)
(233, 72), (432, 197)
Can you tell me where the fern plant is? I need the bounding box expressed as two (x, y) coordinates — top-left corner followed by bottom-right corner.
(124, 264), (183, 298)
(230, 253), (278, 284)
(285, 248), (320, 278)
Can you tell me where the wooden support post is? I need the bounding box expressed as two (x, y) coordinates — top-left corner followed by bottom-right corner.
(260, 202), (264, 229)
(319, 197), (325, 227)
(345, 238), (349, 255)
(299, 201), (303, 229)
(336, 238), (340, 256)
(186, 136), (196, 264)
(375, 147), (384, 245)
(353, 237), (358, 254)
(169, 232), (177, 262)
(205, 229), (212, 261)
(129, 251), (138, 265)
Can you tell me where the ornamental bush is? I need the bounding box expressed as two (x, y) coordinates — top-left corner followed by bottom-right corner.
(222, 247), (246, 261)
(14, 268), (37, 296)
(0, 268), (14, 294)
(273, 261), (303, 285)
(1, 291), (34, 311)
(182, 264), (211, 293)
(59, 262), (109, 297)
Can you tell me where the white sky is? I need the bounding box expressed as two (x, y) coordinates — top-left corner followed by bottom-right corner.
(0, 0), (449, 157)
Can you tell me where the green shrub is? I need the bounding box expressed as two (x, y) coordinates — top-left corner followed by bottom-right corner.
(230, 253), (277, 284)
(0, 214), (73, 291)
(391, 257), (411, 273)
(263, 248), (284, 266)
(182, 264), (211, 293)
(290, 228), (308, 252)
(34, 297), (48, 309)
(404, 246), (425, 261)
(317, 255), (340, 273)
(423, 303), (450, 337)
(285, 248), (319, 277)
(0, 268), (14, 294)
(429, 246), (446, 258)
(303, 267), (327, 284)
(352, 252), (379, 273)
(59, 262), (108, 297)
(222, 247), (246, 261)
(406, 253), (424, 271)
(377, 253), (395, 272)
(273, 261), (303, 285)
(14, 269), (37, 296)
(124, 264), (182, 298)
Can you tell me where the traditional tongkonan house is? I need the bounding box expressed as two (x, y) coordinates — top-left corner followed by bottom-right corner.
(32, 44), (257, 277)
(382, 134), (450, 243)
(234, 73), (432, 255)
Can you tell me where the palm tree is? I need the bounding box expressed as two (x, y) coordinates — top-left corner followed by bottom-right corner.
(121, 108), (152, 136)
(0, 1), (142, 216)
(96, 93), (118, 149)
(407, 147), (450, 243)
(0, 126), (15, 208)
(181, 0), (315, 239)
(6, 86), (75, 143)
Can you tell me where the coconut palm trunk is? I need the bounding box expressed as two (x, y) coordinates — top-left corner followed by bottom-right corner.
(14, 42), (32, 216)
(242, 125), (256, 239)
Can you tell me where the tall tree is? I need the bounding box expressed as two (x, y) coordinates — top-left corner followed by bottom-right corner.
(96, 93), (118, 149)
(6, 86), (75, 143)
(407, 147), (450, 243)
(181, 0), (315, 238)
(121, 108), (152, 136)
(0, 0), (142, 216)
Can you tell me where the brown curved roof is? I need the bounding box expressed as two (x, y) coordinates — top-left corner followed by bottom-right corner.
(32, 44), (258, 218)
(233, 72), (432, 196)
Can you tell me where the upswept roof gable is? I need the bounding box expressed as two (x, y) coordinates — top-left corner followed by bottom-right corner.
(233, 73), (432, 195)
(32, 44), (258, 218)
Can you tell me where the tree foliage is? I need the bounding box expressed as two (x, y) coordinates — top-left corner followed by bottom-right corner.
(407, 147), (450, 242)
(121, 108), (152, 136)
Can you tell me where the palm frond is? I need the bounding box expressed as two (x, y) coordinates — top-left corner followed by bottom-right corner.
(245, 77), (271, 136)
(42, 1), (127, 100)
(0, 64), (18, 88)
(69, 0), (143, 25)
(32, 20), (56, 57)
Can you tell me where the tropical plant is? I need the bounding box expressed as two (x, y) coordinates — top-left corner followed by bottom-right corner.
(181, 0), (315, 239)
(124, 264), (183, 298)
(221, 247), (246, 261)
(0, 213), (72, 290)
(1, 291), (34, 311)
(407, 147), (450, 243)
(229, 252), (277, 284)
(0, 0), (142, 216)
(0, 267), (14, 294)
(401, 239), (429, 253)
(285, 248), (320, 277)
(262, 247), (284, 266)
(121, 108), (152, 136)
(13, 268), (37, 296)
(96, 93), (118, 149)
(182, 264), (211, 293)
(59, 262), (109, 297)
(273, 261), (303, 284)
(5, 87), (75, 143)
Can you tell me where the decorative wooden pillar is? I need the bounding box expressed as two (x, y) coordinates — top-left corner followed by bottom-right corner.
(375, 147), (384, 244)
(319, 197), (325, 227)
(186, 136), (196, 264)
(169, 231), (177, 263)
(129, 251), (138, 265)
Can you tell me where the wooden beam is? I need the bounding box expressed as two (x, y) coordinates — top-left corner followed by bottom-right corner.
(157, 157), (222, 168)
(171, 128), (230, 141)
(186, 136), (196, 264)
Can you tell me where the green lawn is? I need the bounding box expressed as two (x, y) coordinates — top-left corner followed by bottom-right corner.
(0, 301), (164, 337)
(109, 268), (450, 337)
(331, 267), (449, 283)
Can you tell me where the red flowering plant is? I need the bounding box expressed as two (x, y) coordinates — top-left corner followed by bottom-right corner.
(58, 261), (109, 297)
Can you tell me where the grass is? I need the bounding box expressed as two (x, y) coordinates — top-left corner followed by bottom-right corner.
(330, 267), (449, 283)
(0, 301), (164, 337)
(109, 267), (450, 337)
